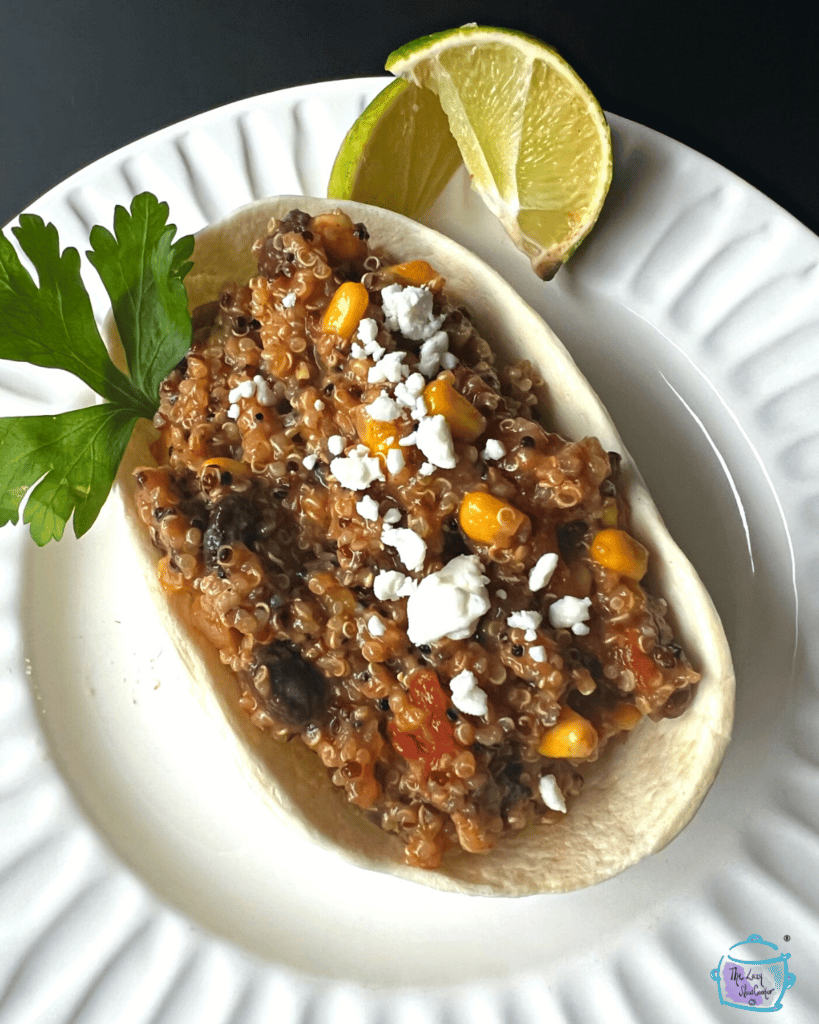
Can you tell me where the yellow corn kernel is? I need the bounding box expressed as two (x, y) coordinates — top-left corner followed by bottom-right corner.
(601, 498), (618, 527)
(156, 555), (184, 594)
(321, 281), (369, 339)
(360, 416), (401, 460)
(386, 259), (445, 292)
(538, 707), (598, 760)
(459, 492), (530, 548)
(423, 379), (487, 442)
(311, 212), (368, 263)
(200, 457), (250, 479)
(609, 702), (643, 732)
(590, 528), (649, 580)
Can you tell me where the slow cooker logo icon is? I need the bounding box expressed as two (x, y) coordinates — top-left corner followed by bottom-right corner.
(710, 934), (796, 1012)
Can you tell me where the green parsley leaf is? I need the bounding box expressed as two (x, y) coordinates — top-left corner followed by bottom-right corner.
(87, 193), (194, 405)
(0, 406), (139, 545)
(0, 214), (150, 417)
(0, 192), (194, 544)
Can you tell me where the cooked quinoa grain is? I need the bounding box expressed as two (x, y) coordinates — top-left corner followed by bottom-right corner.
(135, 209), (700, 869)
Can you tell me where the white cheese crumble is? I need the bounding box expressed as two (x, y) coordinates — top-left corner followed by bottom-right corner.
(529, 552), (559, 592)
(398, 431), (417, 447)
(355, 495), (380, 522)
(367, 615), (386, 637)
(281, 291), (297, 308)
(367, 394), (401, 421)
(314, 399), (325, 412)
(381, 525), (427, 572)
(302, 453), (317, 471)
(373, 570), (417, 601)
(507, 610), (543, 632)
(539, 774), (567, 813)
(418, 331), (450, 377)
(227, 404), (240, 420)
(415, 414), (456, 469)
(228, 375), (275, 408)
(549, 595), (593, 635)
(530, 645), (547, 663)
(386, 447), (405, 475)
(382, 507), (402, 525)
(482, 439), (506, 461)
(410, 395), (428, 421)
(328, 434), (346, 456)
(441, 351), (459, 371)
(368, 350), (409, 384)
(380, 283), (445, 341)
(394, 372), (425, 407)
(449, 670), (488, 718)
(330, 445), (384, 491)
(525, 629), (537, 642)
(406, 554), (490, 645)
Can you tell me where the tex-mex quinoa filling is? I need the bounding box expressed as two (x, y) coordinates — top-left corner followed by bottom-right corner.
(134, 209), (700, 869)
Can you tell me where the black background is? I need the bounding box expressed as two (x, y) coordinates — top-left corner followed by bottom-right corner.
(1, 0), (817, 235)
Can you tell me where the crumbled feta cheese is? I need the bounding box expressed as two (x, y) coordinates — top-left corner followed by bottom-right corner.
(380, 284), (445, 341)
(368, 351), (409, 384)
(356, 495), (380, 522)
(253, 375), (275, 406)
(529, 552), (559, 592)
(350, 342), (366, 358)
(530, 645), (547, 663)
(281, 291), (297, 308)
(394, 372), (426, 407)
(386, 447), (405, 475)
(410, 396), (428, 421)
(524, 629), (537, 642)
(314, 399), (325, 412)
(398, 431), (417, 447)
(449, 669), (488, 717)
(330, 446), (384, 490)
(418, 462), (435, 476)
(482, 439), (506, 461)
(367, 616), (386, 637)
(549, 595), (592, 634)
(381, 525), (427, 572)
(539, 774), (567, 813)
(302, 454), (317, 471)
(374, 570), (417, 601)
(382, 507), (402, 525)
(406, 555), (490, 645)
(228, 403), (240, 420)
(441, 351), (459, 371)
(418, 331), (450, 377)
(367, 394), (401, 421)
(328, 434), (346, 456)
(415, 414), (456, 469)
(356, 317), (378, 347)
(507, 610), (543, 632)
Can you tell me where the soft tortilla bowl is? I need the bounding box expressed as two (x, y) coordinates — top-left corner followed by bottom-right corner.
(114, 196), (734, 896)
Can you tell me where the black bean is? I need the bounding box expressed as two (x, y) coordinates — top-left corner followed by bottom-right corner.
(556, 519), (588, 560)
(253, 643), (328, 728)
(203, 493), (258, 571)
(511, 645), (524, 657)
(520, 435), (535, 448)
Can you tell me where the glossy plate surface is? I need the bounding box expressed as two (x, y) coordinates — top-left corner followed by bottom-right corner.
(1, 78), (817, 1022)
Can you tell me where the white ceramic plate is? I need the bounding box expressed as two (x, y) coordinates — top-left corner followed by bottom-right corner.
(1, 78), (817, 1023)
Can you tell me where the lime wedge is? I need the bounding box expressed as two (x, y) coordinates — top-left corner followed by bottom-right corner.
(328, 77), (462, 220)
(386, 25), (613, 279)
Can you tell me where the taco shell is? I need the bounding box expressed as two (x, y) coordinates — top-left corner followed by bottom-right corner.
(113, 197), (734, 896)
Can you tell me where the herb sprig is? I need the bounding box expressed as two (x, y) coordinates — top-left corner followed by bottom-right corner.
(0, 192), (194, 545)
